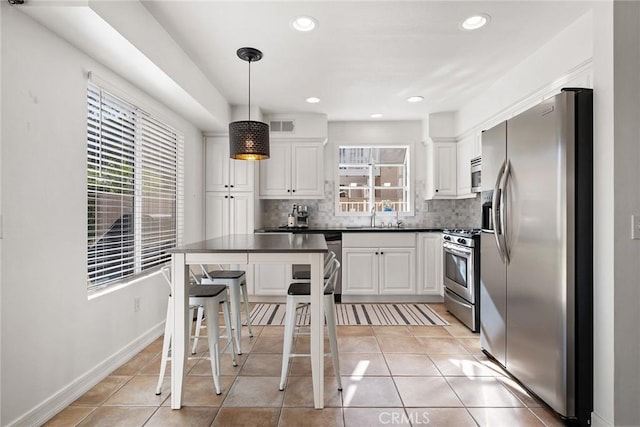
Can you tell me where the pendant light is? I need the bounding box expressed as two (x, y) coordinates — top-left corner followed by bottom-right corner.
(229, 47), (270, 160)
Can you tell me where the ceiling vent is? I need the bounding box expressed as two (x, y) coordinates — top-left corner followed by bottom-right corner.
(270, 120), (295, 133)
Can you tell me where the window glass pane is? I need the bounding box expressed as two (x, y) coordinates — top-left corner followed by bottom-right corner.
(337, 146), (410, 215)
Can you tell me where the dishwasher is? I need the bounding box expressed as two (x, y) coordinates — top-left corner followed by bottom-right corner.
(291, 232), (342, 302)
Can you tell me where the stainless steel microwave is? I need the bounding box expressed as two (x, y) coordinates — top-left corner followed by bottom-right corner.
(471, 156), (481, 193)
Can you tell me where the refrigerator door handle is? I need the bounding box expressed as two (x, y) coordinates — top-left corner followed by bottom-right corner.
(499, 160), (511, 263)
(492, 160), (507, 263)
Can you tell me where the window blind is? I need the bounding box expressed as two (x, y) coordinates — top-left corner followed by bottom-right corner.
(87, 83), (184, 290)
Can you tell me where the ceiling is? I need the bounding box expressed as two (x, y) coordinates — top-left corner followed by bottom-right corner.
(141, 1), (594, 122)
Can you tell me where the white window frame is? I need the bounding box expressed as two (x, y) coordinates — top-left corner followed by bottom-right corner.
(335, 144), (413, 217)
(87, 83), (184, 293)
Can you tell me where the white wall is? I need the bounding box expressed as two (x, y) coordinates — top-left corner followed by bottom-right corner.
(611, 2), (640, 425)
(0, 4), (204, 425)
(592, 3), (615, 425)
(455, 10), (594, 137)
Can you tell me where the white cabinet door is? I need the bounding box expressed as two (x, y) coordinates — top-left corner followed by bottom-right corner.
(254, 264), (290, 295)
(206, 136), (255, 192)
(434, 143), (457, 197)
(259, 142), (291, 197)
(291, 144), (323, 197)
(417, 233), (443, 296)
(229, 192), (254, 235)
(456, 136), (473, 196)
(425, 142), (457, 199)
(379, 248), (416, 294)
(473, 132), (482, 158)
(205, 137), (231, 192)
(205, 192), (229, 239)
(342, 248), (378, 295)
(205, 192), (254, 239)
(230, 158), (254, 192)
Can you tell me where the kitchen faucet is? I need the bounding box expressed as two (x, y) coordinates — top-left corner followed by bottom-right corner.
(370, 206), (376, 227)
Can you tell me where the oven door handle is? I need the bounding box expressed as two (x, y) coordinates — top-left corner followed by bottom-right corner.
(443, 242), (472, 257)
(492, 160), (507, 263)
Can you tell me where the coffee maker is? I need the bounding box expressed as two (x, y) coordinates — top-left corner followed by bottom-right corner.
(296, 205), (309, 227)
(287, 204), (309, 228)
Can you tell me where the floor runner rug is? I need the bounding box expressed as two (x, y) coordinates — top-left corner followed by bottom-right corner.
(248, 303), (448, 326)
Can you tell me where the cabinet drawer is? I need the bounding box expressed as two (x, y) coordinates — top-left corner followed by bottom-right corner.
(343, 232), (416, 248)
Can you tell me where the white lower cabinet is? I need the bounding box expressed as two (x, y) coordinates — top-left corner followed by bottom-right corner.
(253, 264), (291, 296)
(417, 232), (443, 296)
(342, 233), (416, 296)
(379, 248), (416, 294)
(342, 249), (378, 294)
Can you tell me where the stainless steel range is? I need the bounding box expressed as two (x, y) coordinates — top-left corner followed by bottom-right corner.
(442, 229), (480, 332)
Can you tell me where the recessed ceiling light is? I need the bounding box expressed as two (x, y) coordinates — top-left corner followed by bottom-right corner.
(292, 16), (318, 32)
(407, 96), (424, 103)
(461, 14), (490, 31)
(306, 97), (320, 104)
(370, 113), (383, 119)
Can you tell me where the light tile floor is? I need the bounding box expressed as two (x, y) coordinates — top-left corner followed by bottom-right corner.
(44, 304), (565, 427)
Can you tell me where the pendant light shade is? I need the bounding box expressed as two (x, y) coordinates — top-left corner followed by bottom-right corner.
(229, 120), (270, 160)
(229, 47), (270, 160)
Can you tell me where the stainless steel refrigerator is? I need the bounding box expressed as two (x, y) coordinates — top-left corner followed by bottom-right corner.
(480, 88), (592, 425)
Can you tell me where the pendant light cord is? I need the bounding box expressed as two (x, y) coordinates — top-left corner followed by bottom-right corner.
(248, 59), (251, 122)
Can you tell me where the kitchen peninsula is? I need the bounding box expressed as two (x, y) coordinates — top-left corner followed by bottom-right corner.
(167, 234), (328, 409)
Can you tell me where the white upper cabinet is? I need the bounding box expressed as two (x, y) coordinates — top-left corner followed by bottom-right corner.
(205, 136), (255, 192)
(425, 141), (457, 199)
(204, 135), (257, 240)
(456, 135), (474, 197)
(259, 141), (324, 199)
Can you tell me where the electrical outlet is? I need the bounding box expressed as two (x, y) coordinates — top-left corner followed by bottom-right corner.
(134, 297), (141, 312)
(632, 215), (640, 240)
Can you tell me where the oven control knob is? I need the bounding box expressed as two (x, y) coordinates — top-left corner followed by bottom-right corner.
(457, 238), (466, 244)
(444, 235), (450, 241)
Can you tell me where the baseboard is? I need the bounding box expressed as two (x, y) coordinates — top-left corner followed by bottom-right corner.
(8, 322), (164, 427)
(341, 295), (444, 303)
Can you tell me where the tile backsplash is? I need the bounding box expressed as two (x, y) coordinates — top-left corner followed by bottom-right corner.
(261, 180), (481, 229)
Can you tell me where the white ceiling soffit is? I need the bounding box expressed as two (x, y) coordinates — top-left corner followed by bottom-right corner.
(18, 1), (595, 127)
(18, 0), (230, 133)
(142, 0), (594, 122)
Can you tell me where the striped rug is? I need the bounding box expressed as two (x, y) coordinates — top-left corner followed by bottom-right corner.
(248, 303), (448, 326)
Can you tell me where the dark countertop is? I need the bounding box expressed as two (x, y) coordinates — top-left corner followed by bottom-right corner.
(255, 226), (444, 234)
(168, 233), (328, 253)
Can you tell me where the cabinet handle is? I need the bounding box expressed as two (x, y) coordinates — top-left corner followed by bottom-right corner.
(381, 252), (384, 255)
(292, 189), (296, 193)
(287, 189), (291, 193)
(230, 185), (234, 188)
(375, 252), (379, 255)
(435, 189), (439, 192)
(230, 195), (234, 199)
(224, 185), (229, 188)
(225, 195), (228, 199)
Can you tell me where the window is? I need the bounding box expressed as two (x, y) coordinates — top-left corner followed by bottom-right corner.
(87, 83), (184, 291)
(336, 146), (411, 215)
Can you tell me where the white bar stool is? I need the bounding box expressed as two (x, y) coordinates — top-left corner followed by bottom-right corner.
(196, 268), (254, 354)
(279, 257), (342, 392)
(156, 267), (237, 396)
